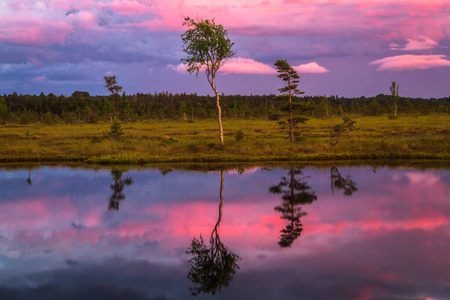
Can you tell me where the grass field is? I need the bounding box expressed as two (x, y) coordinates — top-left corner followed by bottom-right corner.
(0, 114), (448, 164)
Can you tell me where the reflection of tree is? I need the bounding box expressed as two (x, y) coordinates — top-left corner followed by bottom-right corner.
(186, 170), (240, 296)
(25, 172), (32, 186)
(330, 166), (358, 196)
(159, 168), (173, 176)
(269, 167), (317, 248)
(108, 169), (133, 210)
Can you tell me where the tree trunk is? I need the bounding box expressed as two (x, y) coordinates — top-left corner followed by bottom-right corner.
(290, 166), (295, 222)
(219, 169), (224, 224)
(288, 80), (294, 143)
(213, 169), (224, 239)
(112, 95), (116, 119)
(216, 91), (224, 145)
(394, 103), (397, 116)
(210, 80), (224, 145)
(339, 105), (344, 116)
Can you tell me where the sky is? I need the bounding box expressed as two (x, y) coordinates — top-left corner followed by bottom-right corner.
(0, 0), (449, 98)
(0, 166), (449, 299)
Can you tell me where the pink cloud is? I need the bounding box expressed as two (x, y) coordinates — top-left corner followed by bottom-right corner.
(168, 58), (328, 75)
(293, 62), (329, 73)
(2, 0), (449, 56)
(390, 36), (439, 51)
(370, 54), (450, 71)
(166, 63), (193, 74)
(32, 76), (48, 81)
(103, 0), (154, 15)
(221, 57), (275, 74)
(0, 22), (72, 45)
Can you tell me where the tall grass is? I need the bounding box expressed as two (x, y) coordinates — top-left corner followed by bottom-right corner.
(0, 115), (448, 163)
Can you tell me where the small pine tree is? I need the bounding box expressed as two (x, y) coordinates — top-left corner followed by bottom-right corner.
(110, 118), (124, 139)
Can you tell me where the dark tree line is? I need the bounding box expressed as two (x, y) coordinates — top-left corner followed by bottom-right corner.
(0, 91), (448, 124)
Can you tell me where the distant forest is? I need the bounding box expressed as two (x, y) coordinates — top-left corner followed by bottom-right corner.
(0, 91), (449, 124)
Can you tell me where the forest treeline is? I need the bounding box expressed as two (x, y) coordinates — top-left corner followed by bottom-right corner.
(0, 91), (448, 124)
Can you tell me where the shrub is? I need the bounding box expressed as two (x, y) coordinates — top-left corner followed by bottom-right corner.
(235, 130), (244, 142)
(91, 135), (102, 143)
(110, 118), (124, 139)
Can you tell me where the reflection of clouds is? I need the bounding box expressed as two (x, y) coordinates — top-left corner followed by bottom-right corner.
(0, 167), (449, 299)
(0, 258), (188, 300)
(406, 172), (440, 186)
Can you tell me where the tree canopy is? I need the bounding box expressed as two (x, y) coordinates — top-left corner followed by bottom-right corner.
(274, 60), (307, 142)
(181, 17), (236, 80)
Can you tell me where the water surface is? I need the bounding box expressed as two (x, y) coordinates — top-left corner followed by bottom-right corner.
(0, 165), (449, 300)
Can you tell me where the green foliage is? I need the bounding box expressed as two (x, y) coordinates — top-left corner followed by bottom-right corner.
(274, 60), (303, 96)
(274, 59), (306, 142)
(0, 91), (447, 123)
(319, 95), (331, 118)
(91, 135), (102, 143)
(181, 17), (236, 79)
(0, 117), (449, 163)
(365, 99), (384, 116)
(104, 76), (123, 96)
(0, 97), (8, 122)
(110, 118), (124, 139)
(330, 116), (356, 147)
(42, 111), (57, 125)
(390, 81), (400, 116)
(160, 136), (177, 145)
(9, 113), (19, 124)
(104, 76), (123, 118)
(180, 101), (187, 120)
(181, 16), (236, 145)
(235, 130), (244, 142)
(62, 111), (77, 124)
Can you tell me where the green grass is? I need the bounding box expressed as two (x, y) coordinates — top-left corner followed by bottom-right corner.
(0, 114), (448, 164)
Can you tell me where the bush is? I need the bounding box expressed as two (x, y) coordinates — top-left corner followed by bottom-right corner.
(110, 118), (124, 139)
(160, 136), (177, 145)
(235, 130), (244, 142)
(91, 135), (102, 143)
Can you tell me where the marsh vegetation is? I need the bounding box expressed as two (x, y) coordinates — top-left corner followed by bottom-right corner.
(0, 115), (448, 163)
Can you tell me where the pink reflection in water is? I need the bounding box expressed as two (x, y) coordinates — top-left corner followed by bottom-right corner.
(0, 166), (448, 299)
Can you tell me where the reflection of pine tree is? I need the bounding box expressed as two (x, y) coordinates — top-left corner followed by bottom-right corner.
(330, 167), (358, 196)
(108, 169), (133, 210)
(186, 170), (240, 296)
(269, 167), (317, 248)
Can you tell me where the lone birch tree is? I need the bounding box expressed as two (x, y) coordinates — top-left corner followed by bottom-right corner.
(181, 17), (236, 145)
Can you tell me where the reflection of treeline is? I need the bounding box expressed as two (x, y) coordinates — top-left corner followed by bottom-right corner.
(0, 92), (448, 124)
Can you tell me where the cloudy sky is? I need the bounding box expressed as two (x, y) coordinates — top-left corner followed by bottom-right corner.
(0, 0), (449, 98)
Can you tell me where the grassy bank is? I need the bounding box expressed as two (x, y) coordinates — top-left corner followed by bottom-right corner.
(0, 115), (448, 164)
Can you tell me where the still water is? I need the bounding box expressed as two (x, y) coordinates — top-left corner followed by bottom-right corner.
(0, 165), (449, 300)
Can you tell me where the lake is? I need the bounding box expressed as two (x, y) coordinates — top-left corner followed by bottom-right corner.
(0, 164), (449, 300)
